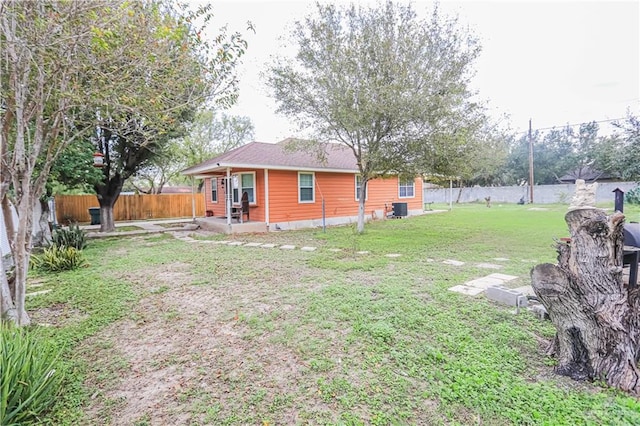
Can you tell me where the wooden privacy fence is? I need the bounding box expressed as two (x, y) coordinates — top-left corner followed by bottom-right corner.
(55, 193), (205, 223)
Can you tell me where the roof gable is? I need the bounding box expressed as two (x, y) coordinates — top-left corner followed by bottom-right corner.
(182, 139), (358, 175)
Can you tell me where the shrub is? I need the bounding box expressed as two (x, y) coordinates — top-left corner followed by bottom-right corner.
(0, 324), (64, 425)
(31, 246), (86, 272)
(51, 224), (87, 250)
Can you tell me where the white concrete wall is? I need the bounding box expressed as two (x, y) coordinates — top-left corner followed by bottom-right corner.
(424, 182), (639, 205)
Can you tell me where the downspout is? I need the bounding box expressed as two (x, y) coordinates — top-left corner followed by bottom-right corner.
(264, 169), (270, 229)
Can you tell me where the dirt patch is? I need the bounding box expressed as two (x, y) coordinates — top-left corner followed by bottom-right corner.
(30, 303), (88, 327)
(81, 259), (316, 425)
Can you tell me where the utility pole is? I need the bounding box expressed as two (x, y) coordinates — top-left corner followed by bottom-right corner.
(528, 119), (534, 203)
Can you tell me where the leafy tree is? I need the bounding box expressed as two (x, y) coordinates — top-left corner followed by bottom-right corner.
(594, 113), (640, 180)
(268, 1), (485, 233)
(47, 139), (104, 195)
(88, 1), (249, 231)
(174, 111), (254, 190)
(0, 1), (113, 325)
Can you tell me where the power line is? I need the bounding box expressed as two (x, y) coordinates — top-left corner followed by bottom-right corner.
(513, 116), (629, 136)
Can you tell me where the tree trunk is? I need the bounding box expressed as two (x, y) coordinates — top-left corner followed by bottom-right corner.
(356, 180), (368, 234)
(531, 208), (640, 394)
(96, 174), (125, 232)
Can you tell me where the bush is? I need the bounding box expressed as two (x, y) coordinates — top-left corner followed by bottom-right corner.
(51, 224), (87, 250)
(31, 246), (86, 272)
(0, 324), (64, 425)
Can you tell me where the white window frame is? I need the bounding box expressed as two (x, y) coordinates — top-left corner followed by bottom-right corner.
(232, 172), (256, 205)
(298, 172), (315, 203)
(210, 177), (218, 203)
(398, 178), (415, 198)
(355, 175), (368, 201)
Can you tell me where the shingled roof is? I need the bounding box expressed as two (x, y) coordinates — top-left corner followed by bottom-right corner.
(182, 139), (359, 176)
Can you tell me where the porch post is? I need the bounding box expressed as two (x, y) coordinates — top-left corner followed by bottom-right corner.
(226, 168), (232, 226)
(191, 176), (196, 222)
(264, 169), (269, 228)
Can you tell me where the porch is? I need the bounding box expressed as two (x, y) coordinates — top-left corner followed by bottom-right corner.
(196, 216), (268, 234)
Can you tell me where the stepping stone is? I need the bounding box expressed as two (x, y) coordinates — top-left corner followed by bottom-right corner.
(261, 244), (277, 249)
(465, 277), (507, 290)
(386, 253), (402, 258)
(244, 242), (262, 247)
(301, 246), (317, 252)
(486, 273), (518, 282)
(215, 240), (231, 245)
(26, 289), (51, 297)
(280, 245), (296, 250)
(426, 258), (435, 262)
(493, 257), (509, 262)
(443, 259), (464, 266)
(328, 248), (342, 252)
(28, 283), (45, 288)
(356, 250), (369, 255)
(520, 259), (537, 263)
(448, 285), (484, 296)
(227, 241), (244, 246)
(475, 263), (503, 270)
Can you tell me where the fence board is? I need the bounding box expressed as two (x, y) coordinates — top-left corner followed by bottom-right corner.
(54, 193), (205, 224)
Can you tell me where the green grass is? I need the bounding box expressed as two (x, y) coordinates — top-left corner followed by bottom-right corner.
(27, 204), (640, 425)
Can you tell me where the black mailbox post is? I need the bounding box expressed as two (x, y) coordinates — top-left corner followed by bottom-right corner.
(613, 188), (625, 213)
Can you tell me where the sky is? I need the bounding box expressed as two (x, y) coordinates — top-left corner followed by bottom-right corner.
(209, 0), (640, 141)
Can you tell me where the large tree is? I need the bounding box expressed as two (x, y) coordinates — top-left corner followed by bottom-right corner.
(0, 1), (114, 324)
(88, 2), (249, 231)
(0, 0), (248, 324)
(134, 111), (255, 193)
(267, 1), (485, 233)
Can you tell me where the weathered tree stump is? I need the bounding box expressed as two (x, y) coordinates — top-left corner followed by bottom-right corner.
(531, 207), (640, 394)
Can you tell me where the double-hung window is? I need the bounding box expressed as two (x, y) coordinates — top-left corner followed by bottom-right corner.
(399, 178), (415, 198)
(210, 178), (218, 202)
(299, 172), (314, 203)
(232, 172), (256, 204)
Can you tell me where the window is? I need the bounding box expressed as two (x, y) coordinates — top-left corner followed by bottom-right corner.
(399, 178), (415, 198)
(241, 173), (255, 203)
(355, 175), (367, 201)
(231, 172), (255, 204)
(299, 172), (314, 203)
(210, 178), (218, 202)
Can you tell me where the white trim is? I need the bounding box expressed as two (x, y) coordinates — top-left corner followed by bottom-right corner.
(398, 178), (415, 198)
(298, 172), (315, 203)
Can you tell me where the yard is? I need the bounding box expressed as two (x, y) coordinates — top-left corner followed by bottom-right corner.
(29, 204), (640, 425)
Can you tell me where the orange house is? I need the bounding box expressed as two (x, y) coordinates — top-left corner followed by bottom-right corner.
(182, 139), (423, 233)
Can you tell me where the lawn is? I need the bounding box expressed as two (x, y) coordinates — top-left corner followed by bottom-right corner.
(28, 203), (640, 425)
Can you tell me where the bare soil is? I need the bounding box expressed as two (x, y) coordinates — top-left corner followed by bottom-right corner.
(77, 247), (334, 425)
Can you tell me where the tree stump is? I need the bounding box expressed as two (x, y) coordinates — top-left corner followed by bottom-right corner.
(531, 207), (640, 394)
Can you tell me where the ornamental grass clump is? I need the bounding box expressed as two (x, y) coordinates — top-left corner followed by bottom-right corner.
(31, 245), (86, 272)
(0, 324), (64, 425)
(51, 224), (87, 250)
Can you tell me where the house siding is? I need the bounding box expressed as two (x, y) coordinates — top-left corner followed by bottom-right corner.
(268, 170), (422, 224)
